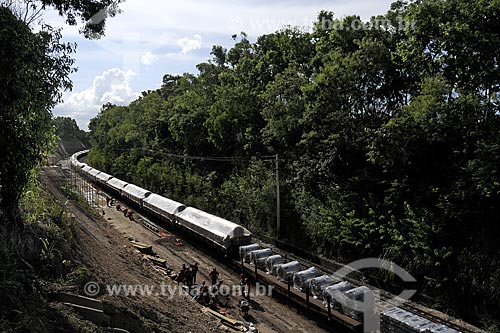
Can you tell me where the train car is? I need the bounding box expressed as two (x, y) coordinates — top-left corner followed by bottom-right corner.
(74, 163), (87, 174)
(71, 150), (89, 168)
(106, 177), (129, 196)
(96, 172), (113, 185)
(174, 207), (252, 254)
(82, 165), (92, 175)
(69, 150), (89, 171)
(121, 184), (151, 208)
(72, 159), (85, 170)
(74, 161), (85, 169)
(88, 168), (101, 181)
(142, 193), (186, 223)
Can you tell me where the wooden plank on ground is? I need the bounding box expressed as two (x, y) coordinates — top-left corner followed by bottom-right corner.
(202, 307), (243, 330)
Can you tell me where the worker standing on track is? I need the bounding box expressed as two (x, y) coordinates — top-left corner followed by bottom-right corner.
(209, 267), (219, 285)
(190, 262), (198, 284)
(176, 264), (187, 284)
(185, 267), (192, 288)
(244, 277), (251, 301)
(209, 280), (224, 306)
(240, 274), (246, 296)
(199, 281), (208, 305)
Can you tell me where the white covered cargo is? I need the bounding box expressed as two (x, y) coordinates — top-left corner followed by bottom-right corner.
(310, 275), (340, 299)
(96, 172), (113, 184)
(292, 267), (322, 291)
(265, 255), (284, 274)
(175, 207), (252, 249)
(380, 307), (448, 333)
(323, 281), (354, 310)
(249, 249), (273, 269)
(341, 286), (372, 320)
(239, 244), (261, 263)
(143, 193), (186, 221)
(106, 177), (129, 195)
(122, 184), (151, 206)
(276, 261), (301, 282)
(88, 168), (100, 180)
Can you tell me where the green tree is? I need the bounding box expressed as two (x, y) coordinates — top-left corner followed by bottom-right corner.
(1, 0), (121, 224)
(0, 7), (75, 221)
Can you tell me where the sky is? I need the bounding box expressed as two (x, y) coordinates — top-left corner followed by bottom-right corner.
(47, 0), (395, 130)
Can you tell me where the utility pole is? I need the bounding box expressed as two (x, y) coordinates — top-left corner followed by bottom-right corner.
(275, 154), (280, 239)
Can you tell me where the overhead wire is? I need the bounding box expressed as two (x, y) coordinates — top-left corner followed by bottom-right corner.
(111, 147), (279, 162)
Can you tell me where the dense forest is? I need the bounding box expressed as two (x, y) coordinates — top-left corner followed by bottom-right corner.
(87, 0), (500, 329)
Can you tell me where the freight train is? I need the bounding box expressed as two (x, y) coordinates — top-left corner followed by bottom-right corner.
(70, 150), (468, 333)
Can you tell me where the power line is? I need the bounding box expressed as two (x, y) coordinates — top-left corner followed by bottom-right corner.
(111, 147), (278, 162)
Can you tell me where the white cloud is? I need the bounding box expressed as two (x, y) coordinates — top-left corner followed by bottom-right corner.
(53, 68), (140, 129)
(141, 51), (158, 65)
(177, 34), (202, 54)
(46, 0), (396, 130)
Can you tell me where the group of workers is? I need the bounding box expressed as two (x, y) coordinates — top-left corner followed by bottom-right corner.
(179, 265), (221, 306)
(115, 204), (135, 220)
(195, 279), (226, 306)
(175, 262), (200, 287)
(103, 195), (134, 220)
(176, 262), (252, 312)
